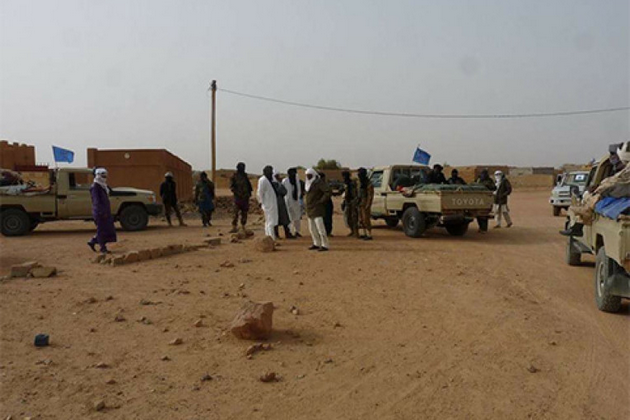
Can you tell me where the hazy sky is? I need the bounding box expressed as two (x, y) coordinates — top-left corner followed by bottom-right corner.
(1, 0), (628, 172)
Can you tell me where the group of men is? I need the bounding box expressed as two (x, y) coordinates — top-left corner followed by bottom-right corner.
(254, 165), (376, 251)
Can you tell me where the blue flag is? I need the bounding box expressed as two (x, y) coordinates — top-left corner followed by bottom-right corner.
(412, 147), (431, 165)
(52, 146), (74, 163)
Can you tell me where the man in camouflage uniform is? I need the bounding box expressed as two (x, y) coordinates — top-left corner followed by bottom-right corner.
(341, 171), (360, 238)
(229, 162), (253, 233)
(357, 167), (374, 240)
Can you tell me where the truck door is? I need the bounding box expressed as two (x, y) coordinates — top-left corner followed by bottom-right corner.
(370, 169), (387, 216)
(58, 171), (94, 218)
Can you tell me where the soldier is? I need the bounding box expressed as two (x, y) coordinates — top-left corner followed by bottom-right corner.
(357, 167), (374, 240)
(160, 172), (186, 227)
(341, 170), (360, 238)
(448, 169), (466, 185)
(427, 164), (447, 184)
(195, 172), (215, 227)
(475, 169), (495, 233)
(229, 162), (253, 233)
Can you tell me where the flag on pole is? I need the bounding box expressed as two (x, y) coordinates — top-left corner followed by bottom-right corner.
(52, 146), (74, 163)
(412, 147), (431, 165)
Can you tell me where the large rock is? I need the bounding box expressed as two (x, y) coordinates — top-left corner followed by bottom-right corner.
(11, 261), (40, 278)
(204, 237), (222, 246)
(230, 301), (274, 340)
(138, 249), (152, 261)
(123, 252), (140, 264)
(255, 237), (276, 253)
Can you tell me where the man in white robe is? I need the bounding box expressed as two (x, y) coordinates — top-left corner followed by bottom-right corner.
(282, 168), (303, 237)
(257, 165), (278, 240)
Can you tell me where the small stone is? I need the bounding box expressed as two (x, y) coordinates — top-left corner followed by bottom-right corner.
(259, 372), (278, 383)
(85, 297), (98, 304)
(255, 237), (276, 253)
(89, 327), (97, 333)
(105, 295), (114, 301)
(110, 256), (125, 266)
(324, 358), (333, 364)
(169, 338), (183, 345)
(31, 267), (57, 278)
(163, 327), (169, 333)
(94, 400), (105, 411)
(238, 283), (245, 290)
(527, 364), (539, 373)
(114, 314), (126, 322)
(140, 299), (155, 305)
(161, 355), (171, 361)
(105, 378), (117, 385)
(239, 258), (252, 264)
(201, 373), (213, 382)
(138, 317), (152, 325)
(549, 341), (557, 346)
(333, 322), (342, 328)
(123, 251), (140, 264)
(10, 261), (40, 278)
(220, 261), (235, 268)
(290, 306), (300, 315)
(93, 254), (106, 264)
(95, 362), (110, 369)
(194, 319), (203, 328)
(204, 237), (222, 246)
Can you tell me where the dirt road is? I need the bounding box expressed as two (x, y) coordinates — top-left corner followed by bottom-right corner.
(1, 190), (628, 419)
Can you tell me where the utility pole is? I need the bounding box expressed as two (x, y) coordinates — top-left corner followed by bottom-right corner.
(210, 80), (217, 182)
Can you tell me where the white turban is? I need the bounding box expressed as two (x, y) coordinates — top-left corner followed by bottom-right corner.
(305, 168), (320, 192)
(94, 168), (109, 191)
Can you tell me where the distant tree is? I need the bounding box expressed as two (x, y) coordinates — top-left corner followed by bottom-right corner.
(315, 159), (342, 170)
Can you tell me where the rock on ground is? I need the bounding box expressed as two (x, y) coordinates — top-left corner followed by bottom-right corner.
(255, 237), (276, 253)
(230, 301), (274, 340)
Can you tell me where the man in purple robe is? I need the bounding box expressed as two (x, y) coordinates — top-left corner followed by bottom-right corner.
(88, 168), (117, 253)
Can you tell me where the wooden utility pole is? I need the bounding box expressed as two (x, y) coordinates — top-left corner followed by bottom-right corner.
(210, 80), (217, 182)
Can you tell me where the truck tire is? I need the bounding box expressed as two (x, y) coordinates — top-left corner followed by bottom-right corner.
(553, 206), (561, 217)
(119, 205), (149, 231)
(566, 236), (581, 266)
(29, 218), (40, 232)
(445, 222), (469, 236)
(595, 247), (622, 313)
(402, 207), (426, 238)
(1, 208), (31, 236)
(385, 217), (399, 228)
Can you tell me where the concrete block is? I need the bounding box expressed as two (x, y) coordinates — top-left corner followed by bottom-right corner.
(11, 261), (40, 278)
(31, 267), (57, 278)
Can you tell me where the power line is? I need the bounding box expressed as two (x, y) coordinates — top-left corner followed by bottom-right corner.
(218, 88), (630, 119)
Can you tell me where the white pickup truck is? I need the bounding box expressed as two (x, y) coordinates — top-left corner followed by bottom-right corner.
(550, 171), (589, 216)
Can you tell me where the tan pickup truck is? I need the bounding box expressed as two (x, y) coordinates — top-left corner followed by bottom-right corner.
(0, 168), (162, 236)
(370, 165), (494, 237)
(564, 156), (630, 312)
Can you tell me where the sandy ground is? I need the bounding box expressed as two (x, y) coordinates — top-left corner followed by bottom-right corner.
(0, 190), (628, 420)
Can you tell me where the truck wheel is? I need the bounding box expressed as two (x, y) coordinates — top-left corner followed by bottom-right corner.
(566, 236), (581, 266)
(595, 247), (622, 313)
(553, 206), (561, 217)
(29, 218), (40, 232)
(445, 222), (469, 236)
(385, 217), (399, 228)
(0, 208), (31, 236)
(119, 205), (149, 231)
(402, 207), (426, 238)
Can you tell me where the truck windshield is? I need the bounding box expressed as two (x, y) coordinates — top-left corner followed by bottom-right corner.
(565, 173), (587, 186)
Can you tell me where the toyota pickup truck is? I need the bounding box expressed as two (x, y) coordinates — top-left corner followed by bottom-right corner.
(564, 156), (630, 312)
(0, 168), (162, 236)
(370, 165), (494, 237)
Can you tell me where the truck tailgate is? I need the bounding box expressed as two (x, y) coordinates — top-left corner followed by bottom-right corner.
(439, 191), (494, 211)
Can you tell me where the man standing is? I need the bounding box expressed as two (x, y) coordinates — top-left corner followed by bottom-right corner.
(341, 170), (359, 238)
(448, 169), (466, 185)
(273, 171), (294, 239)
(229, 162), (253, 233)
(428, 164), (447, 184)
(195, 172), (215, 227)
(257, 166), (278, 240)
(283, 168), (303, 237)
(87, 168), (117, 254)
(475, 169), (495, 233)
(494, 170), (513, 228)
(305, 168), (331, 251)
(160, 172), (186, 227)
(357, 167), (374, 240)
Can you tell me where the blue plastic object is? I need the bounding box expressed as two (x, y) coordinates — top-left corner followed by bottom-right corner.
(34, 334), (49, 347)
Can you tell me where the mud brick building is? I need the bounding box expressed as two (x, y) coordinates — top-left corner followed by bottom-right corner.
(0, 140), (36, 169)
(87, 148), (193, 202)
